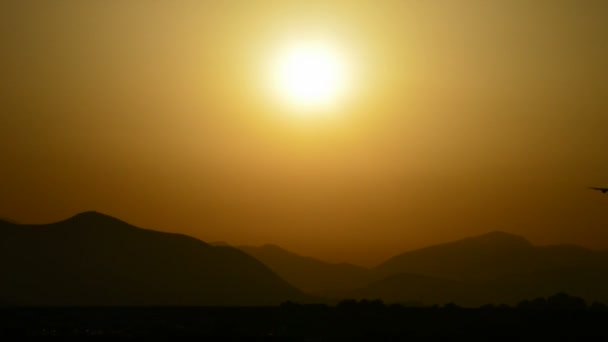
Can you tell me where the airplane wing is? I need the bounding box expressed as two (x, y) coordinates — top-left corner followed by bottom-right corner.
(590, 187), (608, 194)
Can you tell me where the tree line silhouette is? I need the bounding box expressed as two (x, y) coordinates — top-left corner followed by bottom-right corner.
(281, 292), (607, 312)
(2, 293), (608, 338)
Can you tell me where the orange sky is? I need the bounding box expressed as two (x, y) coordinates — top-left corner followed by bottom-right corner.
(1, 1), (607, 266)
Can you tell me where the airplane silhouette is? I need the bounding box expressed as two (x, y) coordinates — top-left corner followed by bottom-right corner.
(589, 187), (608, 194)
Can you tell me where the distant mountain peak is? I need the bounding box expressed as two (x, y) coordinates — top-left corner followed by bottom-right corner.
(463, 231), (531, 246)
(0, 212), (306, 306)
(475, 230), (523, 238)
(70, 211), (114, 219)
(375, 230), (541, 283)
(60, 211), (134, 229)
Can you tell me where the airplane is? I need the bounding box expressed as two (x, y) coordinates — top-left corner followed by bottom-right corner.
(589, 187), (608, 194)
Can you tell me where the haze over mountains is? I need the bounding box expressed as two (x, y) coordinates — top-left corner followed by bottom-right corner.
(238, 244), (373, 295)
(376, 231), (607, 280)
(360, 232), (608, 306)
(240, 231), (608, 306)
(3, 212), (608, 307)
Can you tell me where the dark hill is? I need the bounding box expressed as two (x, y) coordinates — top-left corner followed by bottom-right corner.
(238, 244), (373, 295)
(0, 217), (18, 229)
(356, 266), (608, 307)
(0, 212), (307, 306)
(239, 232), (608, 304)
(376, 231), (605, 281)
(355, 231), (608, 305)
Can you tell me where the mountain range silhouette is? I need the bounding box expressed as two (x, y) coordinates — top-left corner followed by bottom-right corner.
(238, 244), (373, 294)
(0, 212), (307, 306)
(376, 231), (606, 281)
(240, 231), (608, 306)
(3, 212), (608, 306)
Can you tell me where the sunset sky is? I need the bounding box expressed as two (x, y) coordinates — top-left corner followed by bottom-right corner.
(1, 1), (607, 266)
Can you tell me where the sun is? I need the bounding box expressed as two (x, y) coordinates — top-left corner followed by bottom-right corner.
(271, 40), (350, 113)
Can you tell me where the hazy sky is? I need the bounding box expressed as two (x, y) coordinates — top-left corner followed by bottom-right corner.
(1, 1), (607, 265)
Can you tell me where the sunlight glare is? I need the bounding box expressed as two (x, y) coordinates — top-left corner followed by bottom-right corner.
(271, 40), (350, 114)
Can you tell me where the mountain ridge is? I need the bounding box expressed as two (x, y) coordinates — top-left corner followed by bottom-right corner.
(238, 243), (373, 295)
(5, 212), (608, 306)
(239, 231), (608, 304)
(0, 211), (307, 306)
(376, 230), (549, 281)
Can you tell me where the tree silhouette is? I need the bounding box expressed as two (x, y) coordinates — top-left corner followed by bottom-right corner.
(546, 293), (586, 311)
(589, 301), (608, 312)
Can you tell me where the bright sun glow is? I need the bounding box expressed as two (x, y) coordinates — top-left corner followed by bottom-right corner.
(271, 41), (350, 113)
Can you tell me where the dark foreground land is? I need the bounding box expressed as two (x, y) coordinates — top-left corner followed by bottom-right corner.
(2, 303), (608, 339)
